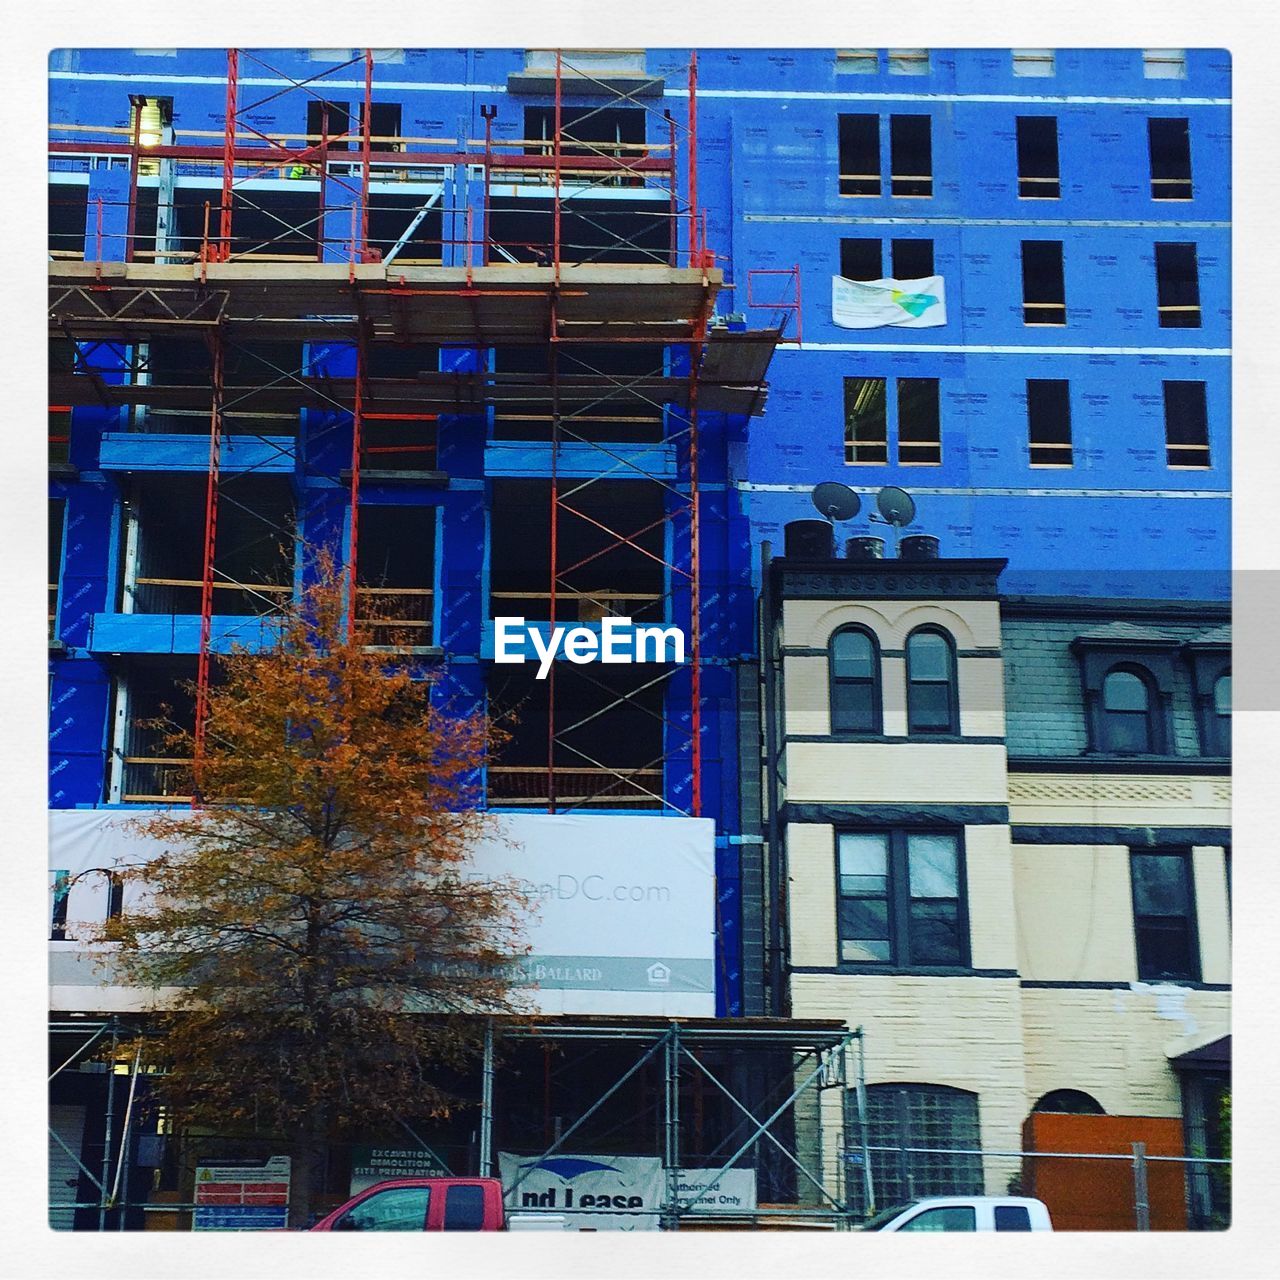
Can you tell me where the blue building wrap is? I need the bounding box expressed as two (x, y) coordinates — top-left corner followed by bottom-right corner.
(48, 47), (1231, 1019)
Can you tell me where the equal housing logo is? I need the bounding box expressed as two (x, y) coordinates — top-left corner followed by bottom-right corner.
(494, 616), (687, 679)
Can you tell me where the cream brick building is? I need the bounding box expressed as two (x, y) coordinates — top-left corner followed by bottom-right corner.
(759, 541), (1229, 1227)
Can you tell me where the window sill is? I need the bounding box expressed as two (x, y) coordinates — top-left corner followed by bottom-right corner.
(793, 964), (1014, 979)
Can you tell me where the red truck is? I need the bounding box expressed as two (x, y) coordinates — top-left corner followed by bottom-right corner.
(310, 1177), (561, 1233)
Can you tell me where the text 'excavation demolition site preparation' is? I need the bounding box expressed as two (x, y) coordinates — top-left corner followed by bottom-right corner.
(493, 617), (688, 679)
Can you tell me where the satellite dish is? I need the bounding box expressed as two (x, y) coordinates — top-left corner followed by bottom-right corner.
(875, 486), (916, 528)
(811, 481), (861, 523)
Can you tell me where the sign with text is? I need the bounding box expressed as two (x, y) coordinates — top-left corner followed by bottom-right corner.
(192, 1156), (291, 1231)
(49, 810), (716, 1017)
(349, 1144), (452, 1194)
(499, 1153), (664, 1231)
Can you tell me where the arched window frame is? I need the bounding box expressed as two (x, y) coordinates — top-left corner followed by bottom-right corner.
(905, 625), (959, 736)
(1184, 641), (1231, 758)
(1099, 663), (1159, 755)
(829, 624), (882, 735)
(1072, 636), (1178, 757)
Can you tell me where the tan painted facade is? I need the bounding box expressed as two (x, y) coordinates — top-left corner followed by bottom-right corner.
(773, 581), (1230, 1202)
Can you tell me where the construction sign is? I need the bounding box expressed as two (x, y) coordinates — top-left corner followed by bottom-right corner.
(192, 1156), (291, 1231)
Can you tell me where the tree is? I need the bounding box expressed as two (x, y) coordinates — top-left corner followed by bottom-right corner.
(103, 551), (530, 1227)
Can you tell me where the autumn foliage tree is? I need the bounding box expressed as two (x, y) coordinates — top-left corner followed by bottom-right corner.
(103, 552), (530, 1227)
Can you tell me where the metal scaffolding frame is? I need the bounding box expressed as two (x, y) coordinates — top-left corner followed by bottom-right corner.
(48, 47), (782, 813)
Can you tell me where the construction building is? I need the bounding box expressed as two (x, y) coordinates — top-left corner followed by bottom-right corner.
(48, 47), (1229, 1229)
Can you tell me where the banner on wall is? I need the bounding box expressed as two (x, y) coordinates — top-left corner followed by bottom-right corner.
(48, 809), (716, 1016)
(832, 274), (947, 328)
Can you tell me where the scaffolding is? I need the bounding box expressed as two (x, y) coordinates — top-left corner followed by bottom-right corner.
(48, 47), (783, 813)
(48, 1015), (869, 1231)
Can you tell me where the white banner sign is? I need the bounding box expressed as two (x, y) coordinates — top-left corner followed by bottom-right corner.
(48, 810), (716, 1016)
(832, 273), (947, 328)
(499, 1153), (663, 1231)
(498, 1155), (757, 1230)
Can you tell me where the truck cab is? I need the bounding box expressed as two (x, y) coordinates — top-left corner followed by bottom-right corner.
(861, 1196), (1053, 1232)
(310, 1178), (506, 1232)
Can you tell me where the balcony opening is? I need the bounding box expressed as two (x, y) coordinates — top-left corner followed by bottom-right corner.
(838, 114), (880, 197)
(489, 477), (665, 624)
(1021, 240), (1067, 325)
(366, 191), (444, 264)
(889, 115), (932, 197)
(49, 183), (88, 260)
(355, 504), (436, 647)
(1148, 118), (1193, 200)
(490, 343), (666, 443)
(361, 343), (442, 468)
(487, 197), (671, 265)
(168, 186), (321, 261)
(127, 337), (306, 434)
(522, 105), (646, 183)
(487, 662), (666, 808)
(114, 659), (197, 803)
(1016, 116), (1060, 199)
(125, 473), (294, 616)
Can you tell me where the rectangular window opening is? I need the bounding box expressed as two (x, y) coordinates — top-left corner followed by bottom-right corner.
(1148, 118), (1193, 200)
(888, 49), (929, 76)
(1131, 850), (1198, 981)
(1012, 49), (1055, 77)
(838, 114), (881, 197)
(1021, 240), (1067, 326)
(360, 101), (403, 151)
(355, 505), (437, 648)
(897, 378), (941, 465)
(1155, 242), (1202, 328)
(1144, 49), (1188, 79)
(890, 114), (932, 197)
(844, 377), (888, 464)
(892, 238), (934, 279)
(1027, 378), (1073, 467)
(1016, 116), (1060, 199)
(306, 99), (352, 149)
(840, 238), (883, 281)
(837, 49), (879, 75)
(1163, 380), (1210, 468)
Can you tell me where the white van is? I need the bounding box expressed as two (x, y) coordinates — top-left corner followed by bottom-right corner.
(861, 1196), (1053, 1232)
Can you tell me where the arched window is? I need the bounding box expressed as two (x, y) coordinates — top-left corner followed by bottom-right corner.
(830, 626), (881, 733)
(850, 1084), (983, 1213)
(906, 628), (957, 735)
(1101, 666), (1156, 753)
(1032, 1088), (1106, 1115)
(1213, 671), (1231, 718)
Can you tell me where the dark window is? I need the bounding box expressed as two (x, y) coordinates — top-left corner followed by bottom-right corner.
(897, 378), (941, 465)
(443, 1184), (486, 1231)
(1027, 378), (1073, 467)
(50, 870), (70, 942)
(906, 628), (957, 734)
(890, 115), (932, 197)
(830, 627), (881, 733)
(106, 873), (124, 920)
(853, 1084), (983, 1212)
(899, 1205), (977, 1231)
(1199, 669), (1230, 756)
(844, 377), (887, 463)
(360, 101), (403, 151)
(837, 830), (967, 967)
(1131, 850), (1199, 981)
(892, 238), (934, 278)
(1163, 380), (1210, 468)
(332, 1185), (430, 1231)
(1149, 118), (1193, 200)
(840, 238), (882, 281)
(1032, 1088), (1106, 1115)
(306, 99), (352, 150)
(994, 1205), (1032, 1231)
(1016, 116), (1060, 199)
(523, 106), (646, 160)
(1101, 667), (1156, 753)
(1155, 243), (1201, 328)
(838, 114), (881, 196)
(1021, 241), (1066, 326)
